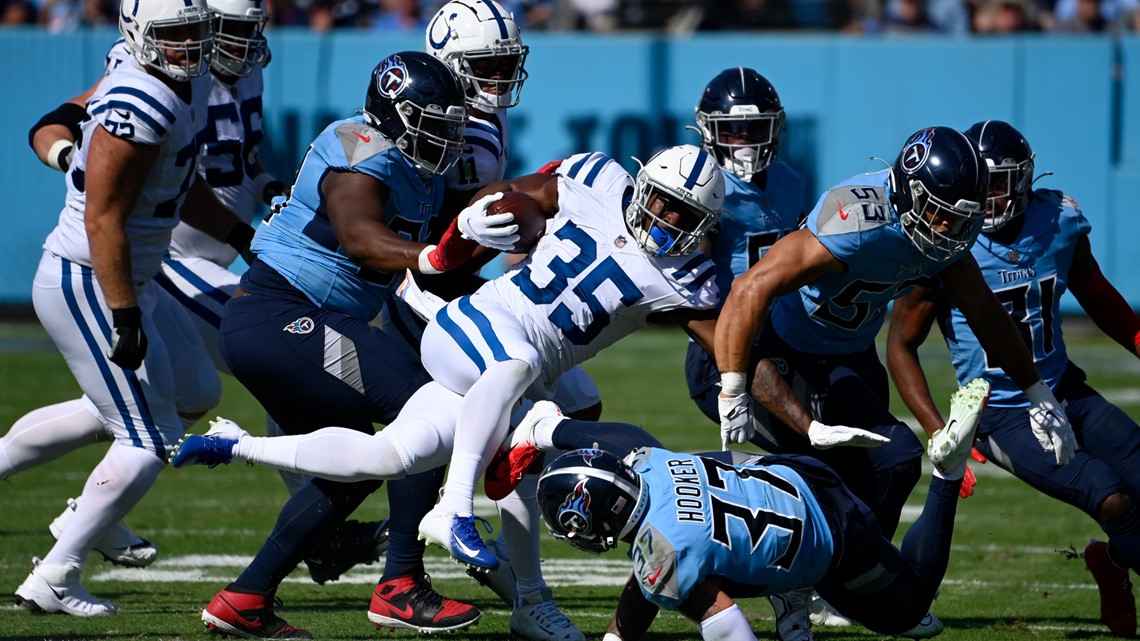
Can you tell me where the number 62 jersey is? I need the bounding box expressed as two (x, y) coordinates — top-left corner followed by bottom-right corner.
(475, 160), (720, 384)
(625, 448), (835, 610)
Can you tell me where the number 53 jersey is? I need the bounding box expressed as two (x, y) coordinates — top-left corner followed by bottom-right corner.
(477, 164), (720, 383)
(625, 448), (834, 610)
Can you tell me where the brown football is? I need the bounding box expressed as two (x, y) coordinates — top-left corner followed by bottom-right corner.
(488, 191), (548, 254)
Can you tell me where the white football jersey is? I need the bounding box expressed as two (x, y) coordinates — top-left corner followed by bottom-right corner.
(478, 171), (719, 382)
(45, 55), (210, 283)
(445, 109), (509, 191)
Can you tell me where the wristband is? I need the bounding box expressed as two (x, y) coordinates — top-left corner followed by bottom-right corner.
(417, 245), (444, 275)
(1022, 379), (1053, 405)
(720, 371), (747, 397)
(253, 172), (286, 205)
(47, 139), (74, 172)
(226, 223), (256, 252)
(111, 306), (142, 328)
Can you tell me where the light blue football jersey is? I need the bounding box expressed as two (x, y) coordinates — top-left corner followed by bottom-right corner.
(626, 448), (833, 610)
(709, 163), (805, 306)
(940, 190), (1090, 407)
(770, 169), (962, 355)
(252, 115), (445, 320)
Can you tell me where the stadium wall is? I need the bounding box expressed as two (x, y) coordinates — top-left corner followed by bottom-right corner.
(2, 30), (1138, 310)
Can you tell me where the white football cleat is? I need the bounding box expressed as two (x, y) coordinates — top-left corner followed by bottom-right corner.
(510, 587), (585, 641)
(898, 612), (944, 638)
(809, 591), (852, 626)
(14, 557), (116, 616)
(769, 587), (813, 641)
(48, 498), (157, 568)
(928, 378), (991, 477)
(417, 506), (499, 571)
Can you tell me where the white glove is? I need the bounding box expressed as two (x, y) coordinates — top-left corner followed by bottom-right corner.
(395, 269), (446, 321)
(807, 420), (892, 450)
(1024, 380), (1077, 465)
(457, 192), (519, 251)
(718, 393), (755, 450)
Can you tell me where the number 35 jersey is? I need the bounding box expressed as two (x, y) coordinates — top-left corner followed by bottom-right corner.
(478, 162), (719, 382)
(626, 448), (833, 610)
(770, 169), (962, 355)
(940, 190), (1089, 407)
(45, 55), (210, 284)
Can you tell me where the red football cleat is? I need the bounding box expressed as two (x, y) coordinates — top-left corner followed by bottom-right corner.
(485, 441), (543, 501)
(1085, 539), (1137, 637)
(201, 588), (312, 639)
(367, 574), (480, 633)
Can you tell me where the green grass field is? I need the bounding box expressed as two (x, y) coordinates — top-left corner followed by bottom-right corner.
(1, 319), (1138, 641)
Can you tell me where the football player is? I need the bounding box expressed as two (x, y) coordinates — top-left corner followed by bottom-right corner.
(190, 51), (483, 639)
(713, 125), (1079, 635)
(886, 120), (1140, 637)
(534, 378), (992, 641)
(9, 0), (236, 616)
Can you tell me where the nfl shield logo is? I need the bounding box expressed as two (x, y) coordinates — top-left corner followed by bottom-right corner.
(1008, 249), (1020, 262)
(614, 235), (627, 248)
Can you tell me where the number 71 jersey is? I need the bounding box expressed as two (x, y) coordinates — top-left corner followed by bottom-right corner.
(625, 448), (834, 610)
(478, 164), (719, 382)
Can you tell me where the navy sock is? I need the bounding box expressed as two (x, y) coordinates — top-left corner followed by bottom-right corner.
(234, 478), (379, 593)
(382, 466), (445, 580)
(1101, 502), (1140, 573)
(900, 476), (960, 596)
(550, 419), (663, 455)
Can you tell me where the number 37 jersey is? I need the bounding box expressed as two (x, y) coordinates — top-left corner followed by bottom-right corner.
(626, 448), (834, 610)
(478, 161), (719, 382)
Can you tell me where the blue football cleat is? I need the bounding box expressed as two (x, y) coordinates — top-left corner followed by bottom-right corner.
(169, 417), (247, 469)
(418, 507), (499, 571)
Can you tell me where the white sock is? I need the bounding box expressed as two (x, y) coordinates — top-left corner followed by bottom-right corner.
(265, 414), (310, 494)
(440, 360), (534, 516)
(0, 399), (105, 480)
(932, 466), (966, 481)
(235, 428), (406, 482)
(43, 442), (164, 567)
(532, 418), (559, 451)
(498, 473), (545, 598)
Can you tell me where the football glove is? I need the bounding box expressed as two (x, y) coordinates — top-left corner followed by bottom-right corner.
(807, 420), (891, 449)
(718, 393), (755, 450)
(959, 449), (987, 499)
(396, 269), (446, 321)
(1024, 380), (1077, 466)
(457, 192), (519, 252)
(107, 306), (147, 370)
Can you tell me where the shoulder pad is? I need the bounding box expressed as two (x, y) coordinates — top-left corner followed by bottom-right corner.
(814, 185), (890, 236)
(335, 122), (394, 167)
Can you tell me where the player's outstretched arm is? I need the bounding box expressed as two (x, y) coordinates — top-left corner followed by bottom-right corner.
(604, 574), (660, 641)
(1067, 235), (1140, 358)
(29, 82), (98, 172)
(886, 284), (949, 439)
(678, 580), (758, 641)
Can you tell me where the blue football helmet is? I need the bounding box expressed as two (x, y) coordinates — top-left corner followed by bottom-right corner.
(363, 51), (468, 177)
(537, 449), (647, 555)
(964, 120), (1036, 232)
(889, 126), (989, 262)
(695, 67), (785, 181)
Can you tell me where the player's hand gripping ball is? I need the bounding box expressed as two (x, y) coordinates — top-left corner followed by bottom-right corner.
(490, 191), (547, 253)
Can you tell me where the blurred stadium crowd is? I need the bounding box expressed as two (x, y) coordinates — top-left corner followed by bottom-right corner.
(3, 0), (1138, 36)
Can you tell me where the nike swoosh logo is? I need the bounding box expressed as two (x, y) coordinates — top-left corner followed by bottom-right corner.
(114, 109), (131, 120)
(646, 566), (664, 585)
(383, 602), (414, 619)
(838, 203), (849, 220)
(48, 584), (66, 600)
(353, 130), (371, 143)
(453, 535), (481, 558)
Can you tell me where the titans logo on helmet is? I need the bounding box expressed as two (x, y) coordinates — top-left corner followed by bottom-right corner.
(558, 479), (593, 534)
(901, 127), (936, 174)
(376, 55), (409, 99)
(578, 448), (604, 465)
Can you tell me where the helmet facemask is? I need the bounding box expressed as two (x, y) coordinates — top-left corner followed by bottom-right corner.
(211, 12), (267, 77)
(982, 154), (1034, 232)
(392, 99), (467, 177)
(697, 105), (784, 181)
(124, 8), (216, 82)
(454, 44), (529, 110)
(897, 177), (986, 262)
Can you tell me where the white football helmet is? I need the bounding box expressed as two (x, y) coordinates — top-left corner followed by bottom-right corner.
(119, 0), (216, 82)
(425, 0), (529, 110)
(208, 0), (268, 78)
(626, 144), (724, 258)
